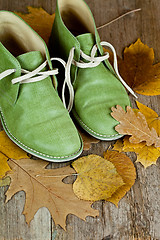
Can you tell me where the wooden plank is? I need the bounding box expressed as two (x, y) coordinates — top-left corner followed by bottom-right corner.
(0, 0), (160, 239)
(0, 187), (51, 240)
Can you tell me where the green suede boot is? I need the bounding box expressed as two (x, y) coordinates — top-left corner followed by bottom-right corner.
(49, 0), (134, 140)
(0, 11), (83, 162)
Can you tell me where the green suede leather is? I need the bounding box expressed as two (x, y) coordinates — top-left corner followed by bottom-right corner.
(49, 0), (131, 140)
(0, 11), (83, 161)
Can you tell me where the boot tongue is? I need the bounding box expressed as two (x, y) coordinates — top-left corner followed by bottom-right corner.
(76, 33), (96, 55)
(16, 51), (45, 71)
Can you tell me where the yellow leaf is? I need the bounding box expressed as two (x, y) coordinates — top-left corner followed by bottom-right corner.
(0, 153), (11, 178)
(135, 145), (160, 168)
(123, 137), (160, 168)
(119, 38), (160, 95)
(136, 101), (160, 136)
(0, 131), (30, 178)
(123, 136), (146, 151)
(72, 154), (124, 201)
(15, 7), (55, 44)
(103, 150), (136, 206)
(111, 105), (160, 147)
(0, 131), (29, 160)
(0, 176), (11, 187)
(113, 136), (160, 168)
(112, 139), (124, 152)
(6, 158), (98, 230)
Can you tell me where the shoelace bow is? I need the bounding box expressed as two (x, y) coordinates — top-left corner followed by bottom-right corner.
(0, 41), (137, 112)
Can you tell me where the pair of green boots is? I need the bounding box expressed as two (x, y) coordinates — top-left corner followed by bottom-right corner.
(0, 0), (132, 162)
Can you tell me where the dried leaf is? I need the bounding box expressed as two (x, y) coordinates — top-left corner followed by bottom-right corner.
(123, 136), (146, 151)
(119, 38), (160, 95)
(103, 150), (136, 206)
(134, 145), (160, 167)
(0, 131), (29, 178)
(6, 158), (98, 230)
(113, 136), (160, 168)
(0, 177), (11, 187)
(15, 7), (55, 44)
(124, 137), (160, 168)
(0, 153), (10, 178)
(72, 154), (124, 201)
(112, 139), (124, 152)
(136, 101), (160, 136)
(111, 105), (160, 147)
(78, 129), (100, 150)
(0, 131), (29, 160)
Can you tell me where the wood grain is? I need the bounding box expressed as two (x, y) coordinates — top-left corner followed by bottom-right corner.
(0, 0), (160, 239)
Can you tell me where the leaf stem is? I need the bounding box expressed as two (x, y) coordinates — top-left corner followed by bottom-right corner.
(35, 173), (78, 178)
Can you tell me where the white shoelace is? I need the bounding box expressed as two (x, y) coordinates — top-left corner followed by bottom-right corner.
(0, 58), (61, 85)
(0, 42), (136, 112)
(63, 41), (137, 112)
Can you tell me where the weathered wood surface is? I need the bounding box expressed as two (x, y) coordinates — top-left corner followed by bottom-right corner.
(0, 0), (160, 239)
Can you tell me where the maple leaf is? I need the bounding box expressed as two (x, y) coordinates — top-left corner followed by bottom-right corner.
(103, 150), (136, 206)
(119, 38), (160, 95)
(134, 145), (160, 167)
(113, 136), (160, 168)
(111, 105), (160, 147)
(72, 154), (124, 201)
(6, 158), (98, 230)
(136, 101), (160, 136)
(78, 129), (100, 150)
(0, 131), (29, 178)
(15, 7), (55, 44)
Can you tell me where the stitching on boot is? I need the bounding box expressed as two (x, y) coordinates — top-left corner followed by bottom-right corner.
(0, 109), (82, 159)
(73, 110), (120, 138)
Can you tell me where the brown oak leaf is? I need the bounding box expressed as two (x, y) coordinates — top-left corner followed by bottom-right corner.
(111, 105), (160, 147)
(6, 158), (98, 230)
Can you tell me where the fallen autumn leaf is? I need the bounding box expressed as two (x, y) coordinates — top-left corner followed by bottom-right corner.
(103, 150), (136, 206)
(0, 131), (29, 178)
(72, 154), (124, 201)
(6, 158), (98, 230)
(111, 105), (160, 147)
(119, 38), (160, 95)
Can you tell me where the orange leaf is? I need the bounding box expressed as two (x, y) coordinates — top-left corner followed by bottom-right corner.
(119, 38), (160, 95)
(15, 7), (55, 44)
(103, 150), (136, 206)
